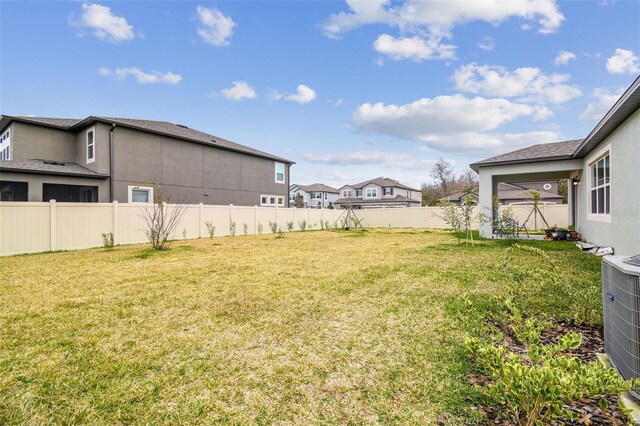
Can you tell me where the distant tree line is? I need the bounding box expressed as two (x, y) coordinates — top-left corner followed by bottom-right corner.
(421, 158), (479, 206)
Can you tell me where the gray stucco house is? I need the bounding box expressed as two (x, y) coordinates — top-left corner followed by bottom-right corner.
(0, 116), (293, 206)
(289, 183), (339, 208)
(471, 75), (640, 256)
(335, 177), (422, 209)
(441, 181), (565, 205)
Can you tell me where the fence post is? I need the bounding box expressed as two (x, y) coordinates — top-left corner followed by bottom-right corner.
(425, 206), (429, 228)
(308, 208), (311, 227)
(275, 204), (279, 225)
(50, 199), (57, 251)
(229, 204), (233, 235)
(403, 205), (406, 228)
(113, 201), (119, 244)
(381, 206), (385, 227)
(198, 203), (203, 238)
(254, 205), (258, 234)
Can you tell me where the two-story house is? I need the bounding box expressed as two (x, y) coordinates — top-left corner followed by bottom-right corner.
(334, 177), (421, 209)
(289, 183), (339, 208)
(0, 116), (293, 206)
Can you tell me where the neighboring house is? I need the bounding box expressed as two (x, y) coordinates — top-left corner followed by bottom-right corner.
(471, 75), (640, 255)
(0, 116), (293, 206)
(334, 177), (421, 209)
(441, 182), (565, 205)
(289, 183), (339, 208)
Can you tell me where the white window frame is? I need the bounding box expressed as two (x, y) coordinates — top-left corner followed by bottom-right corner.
(311, 192), (321, 199)
(0, 128), (11, 161)
(355, 189), (363, 197)
(86, 127), (96, 164)
(274, 162), (285, 184)
(128, 185), (154, 204)
(260, 194), (285, 207)
(342, 189), (352, 198)
(365, 187), (378, 198)
(586, 144), (611, 223)
(383, 187), (393, 196)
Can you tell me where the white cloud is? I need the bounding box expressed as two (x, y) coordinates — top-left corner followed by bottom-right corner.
(98, 67), (182, 84)
(302, 151), (442, 172)
(554, 50), (577, 66)
(322, 0), (563, 63)
(373, 34), (456, 61)
(452, 63), (581, 104)
(220, 81), (257, 101)
(477, 36), (495, 51)
(267, 89), (284, 101)
(196, 6), (236, 46)
(72, 3), (134, 43)
(606, 48), (640, 74)
(578, 87), (623, 121)
(352, 94), (556, 153)
(285, 84), (317, 104)
(323, 0), (564, 38)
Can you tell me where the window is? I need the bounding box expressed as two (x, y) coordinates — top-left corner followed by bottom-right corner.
(311, 192), (321, 199)
(0, 128), (11, 160)
(356, 189), (363, 197)
(128, 185), (153, 204)
(260, 194), (285, 206)
(383, 187), (393, 196)
(366, 188), (378, 198)
(590, 154), (610, 215)
(0, 181), (28, 201)
(342, 190), (352, 198)
(324, 193), (327, 200)
(275, 162), (285, 183)
(86, 127), (95, 164)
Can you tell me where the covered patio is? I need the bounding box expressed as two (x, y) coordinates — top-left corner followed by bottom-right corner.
(471, 140), (583, 238)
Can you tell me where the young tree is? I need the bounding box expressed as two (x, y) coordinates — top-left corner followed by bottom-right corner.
(141, 185), (189, 250)
(293, 193), (304, 208)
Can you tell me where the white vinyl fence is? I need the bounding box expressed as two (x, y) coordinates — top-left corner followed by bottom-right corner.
(0, 201), (569, 256)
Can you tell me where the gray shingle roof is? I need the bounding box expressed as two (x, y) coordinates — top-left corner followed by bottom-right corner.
(470, 140), (582, 170)
(3, 117), (82, 128)
(291, 183), (339, 193)
(0, 160), (109, 178)
(345, 177), (418, 191)
(1, 115), (293, 164)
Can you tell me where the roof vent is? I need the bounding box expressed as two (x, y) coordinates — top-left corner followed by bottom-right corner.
(43, 160), (65, 166)
(176, 124), (189, 129)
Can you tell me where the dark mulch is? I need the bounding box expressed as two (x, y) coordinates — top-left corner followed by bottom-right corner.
(466, 319), (631, 426)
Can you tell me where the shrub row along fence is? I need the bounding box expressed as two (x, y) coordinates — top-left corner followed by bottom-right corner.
(0, 201), (569, 256)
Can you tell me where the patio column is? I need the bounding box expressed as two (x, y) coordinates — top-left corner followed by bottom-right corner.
(478, 169), (496, 238)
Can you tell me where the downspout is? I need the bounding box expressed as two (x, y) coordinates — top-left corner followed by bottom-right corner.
(286, 163), (291, 207)
(109, 123), (116, 202)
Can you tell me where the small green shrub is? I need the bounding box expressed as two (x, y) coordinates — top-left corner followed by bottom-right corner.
(466, 303), (638, 426)
(268, 221), (278, 234)
(257, 223), (263, 235)
(205, 221), (215, 238)
(286, 221), (294, 232)
(276, 228), (284, 239)
(325, 220), (331, 230)
(243, 223), (248, 236)
(298, 220), (307, 231)
(101, 232), (114, 249)
(229, 218), (236, 237)
(182, 228), (187, 239)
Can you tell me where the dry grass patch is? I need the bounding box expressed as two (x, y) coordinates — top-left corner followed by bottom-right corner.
(0, 229), (600, 425)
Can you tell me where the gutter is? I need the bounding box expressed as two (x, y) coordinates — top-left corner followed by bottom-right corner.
(109, 123), (116, 202)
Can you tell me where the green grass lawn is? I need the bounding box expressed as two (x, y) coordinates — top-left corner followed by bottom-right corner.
(0, 229), (602, 425)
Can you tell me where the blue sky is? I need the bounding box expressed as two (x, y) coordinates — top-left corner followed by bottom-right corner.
(1, 0), (639, 189)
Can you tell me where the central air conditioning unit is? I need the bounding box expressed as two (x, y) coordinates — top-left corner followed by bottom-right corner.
(602, 255), (640, 398)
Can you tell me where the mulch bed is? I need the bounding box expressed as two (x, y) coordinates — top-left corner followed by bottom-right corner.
(464, 319), (631, 425)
